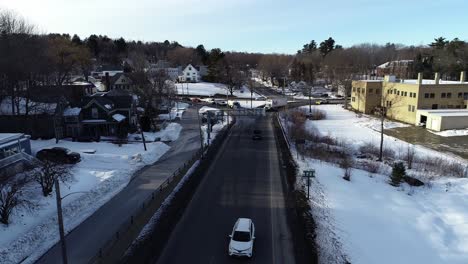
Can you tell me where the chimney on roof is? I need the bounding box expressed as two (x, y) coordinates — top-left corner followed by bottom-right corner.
(105, 72), (110, 91)
(384, 75), (396, 82)
(434, 72), (440, 85)
(417, 72), (423, 85)
(461, 71), (466, 83)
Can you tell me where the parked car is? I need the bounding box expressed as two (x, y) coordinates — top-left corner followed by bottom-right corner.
(252, 129), (262, 140)
(36, 147), (81, 164)
(228, 218), (255, 258)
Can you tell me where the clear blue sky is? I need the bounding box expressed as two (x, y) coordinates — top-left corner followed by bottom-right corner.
(1, 0), (467, 54)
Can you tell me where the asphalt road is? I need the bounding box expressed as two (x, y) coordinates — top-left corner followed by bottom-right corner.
(156, 114), (295, 264)
(36, 107), (202, 264)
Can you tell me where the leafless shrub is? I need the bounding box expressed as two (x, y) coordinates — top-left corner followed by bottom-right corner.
(31, 161), (73, 197)
(306, 108), (327, 120)
(414, 156), (466, 178)
(0, 176), (31, 226)
(405, 145), (416, 169)
(358, 160), (381, 174)
(340, 156), (353, 181)
(358, 142), (395, 160)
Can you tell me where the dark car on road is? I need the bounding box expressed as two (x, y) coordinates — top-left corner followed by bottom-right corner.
(252, 129), (262, 140)
(36, 147), (81, 164)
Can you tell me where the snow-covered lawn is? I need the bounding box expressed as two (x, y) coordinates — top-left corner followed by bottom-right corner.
(285, 104), (468, 264)
(0, 125), (182, 263)
(176, 82), (261, 99)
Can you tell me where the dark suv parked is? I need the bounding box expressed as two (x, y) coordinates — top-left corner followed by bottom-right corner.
(36, 147), (81, 164)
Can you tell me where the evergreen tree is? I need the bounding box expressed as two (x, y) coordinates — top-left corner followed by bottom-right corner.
(390, 162), (406, 187)
(430, 37), (448, 50)
(319, 37), (335, 56)
(71, 34), (82, 46)
(114, 37), (127, 54)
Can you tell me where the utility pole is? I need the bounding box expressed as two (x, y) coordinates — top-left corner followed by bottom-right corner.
(196, 105), (204, 155)
(55, 179), (68, 264)
(309, 85), (312, 113)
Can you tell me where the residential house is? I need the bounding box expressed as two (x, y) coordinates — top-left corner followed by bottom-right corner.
(351, 71), (468, 131)
(179, 64), (200, 83)
(376, 60), (414, 79)
(63, 89), (138, 139)
(149, 62), (181, 81)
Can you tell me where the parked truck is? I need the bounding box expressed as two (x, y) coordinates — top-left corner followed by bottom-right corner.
(265, 97), (287, 109)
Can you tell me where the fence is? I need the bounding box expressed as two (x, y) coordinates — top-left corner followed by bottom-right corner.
(89, 118), (236, 264)
(273, 113), (318, 263)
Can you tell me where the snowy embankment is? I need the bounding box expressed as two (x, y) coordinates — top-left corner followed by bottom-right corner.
(175, 82), (261, 99)
(284, 105), (468, 264)
(0, 124), (183, 264)
(431, 128), (468, 137)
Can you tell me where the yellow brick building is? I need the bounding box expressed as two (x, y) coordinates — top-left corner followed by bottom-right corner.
(351, 72), (468, 126)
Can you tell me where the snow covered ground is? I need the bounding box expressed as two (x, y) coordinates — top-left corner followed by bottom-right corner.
(284, 105), (468, 264)
(0, 124), (184, 263)
(175, 82), (261, 99)
(431, 128), (468, 137)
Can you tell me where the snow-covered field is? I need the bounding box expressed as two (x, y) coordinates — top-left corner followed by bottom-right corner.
(285, 105), (468, 264)
(0, 124), (184, 263)
(175, 82), (261, 99)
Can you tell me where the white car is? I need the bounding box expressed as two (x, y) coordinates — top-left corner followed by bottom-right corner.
(228, 218), (255, 258)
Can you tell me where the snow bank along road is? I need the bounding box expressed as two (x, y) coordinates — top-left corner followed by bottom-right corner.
(36, 107), (202, 264)
(156, 115), (295, 264)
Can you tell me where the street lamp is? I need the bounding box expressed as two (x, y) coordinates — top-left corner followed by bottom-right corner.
(54, 180), (89, 264)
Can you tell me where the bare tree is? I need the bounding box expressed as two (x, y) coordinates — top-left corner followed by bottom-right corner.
(32, 160), (72, 197)
(374, 83), (403, 162)
(0, 10), (36, 35)
(0, 176), (30, 225)
(405, 145), (416, 169)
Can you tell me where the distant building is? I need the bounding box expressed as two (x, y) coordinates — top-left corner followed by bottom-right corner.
(351, 71), (468, 131)
(179, 64), (200, 82)
(376, 60), (414, 79)
(0, 133), (33, 180)
(62, 89), (138, 139)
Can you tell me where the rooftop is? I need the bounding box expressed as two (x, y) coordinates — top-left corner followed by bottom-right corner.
(0, 133), (25, 145)
(235, 218), (252, 232)
(417, 109), (468, 117)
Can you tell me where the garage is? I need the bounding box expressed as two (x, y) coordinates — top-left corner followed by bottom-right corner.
(416, 109), (468, 131)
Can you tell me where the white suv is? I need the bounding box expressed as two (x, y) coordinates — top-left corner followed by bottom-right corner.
(228, 218), (255, 258)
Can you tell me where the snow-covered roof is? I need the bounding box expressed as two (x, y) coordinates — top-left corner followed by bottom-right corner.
(403, 79), (468, 85)
(0, 133), (24, 144)
(417, 109), (468, 117)
(112, 114), (126, 122)
(63, 107), (81, 116)
(377, 60), (413, 68)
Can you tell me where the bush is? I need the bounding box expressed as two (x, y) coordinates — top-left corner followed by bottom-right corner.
(0, 177), (30, 226)
(358, 160), (380, 174)
(358, 142), (395, 160)
(413, 156), (466, 178)
(390, 162), (406, 186)
(306, 108), (327, 120)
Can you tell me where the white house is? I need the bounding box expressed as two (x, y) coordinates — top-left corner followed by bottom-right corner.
(179, 64), (200, 83)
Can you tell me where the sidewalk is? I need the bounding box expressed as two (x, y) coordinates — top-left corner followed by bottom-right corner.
(35, 107), (202, 264)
